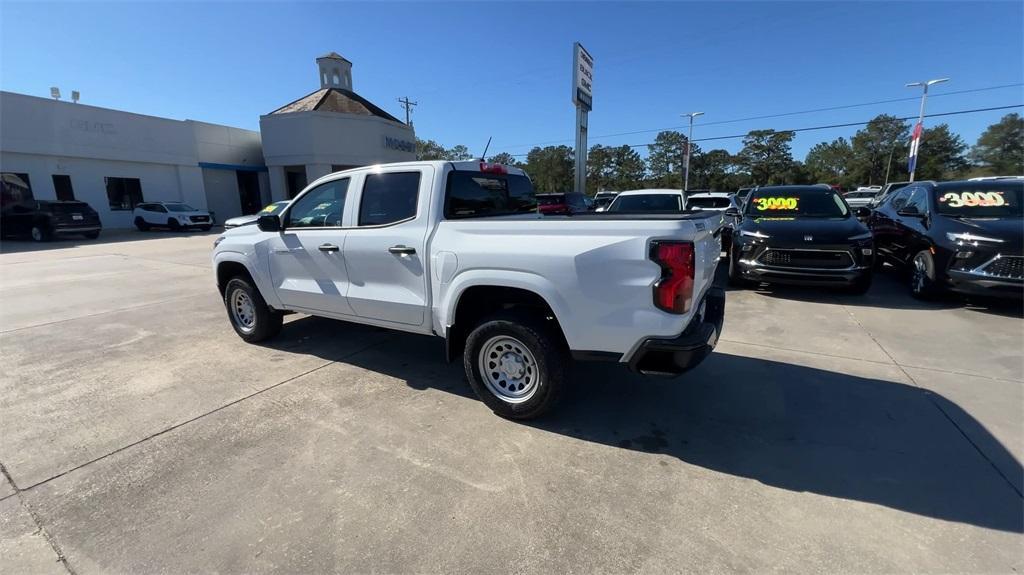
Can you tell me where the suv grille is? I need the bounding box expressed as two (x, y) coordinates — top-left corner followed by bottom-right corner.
(760, 249), (853, 269)
(979, 256), (1023, 280)
(190, 215), (210, 223)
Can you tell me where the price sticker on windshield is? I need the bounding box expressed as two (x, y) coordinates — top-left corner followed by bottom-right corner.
(260, 204), (277, 213)
(938, 191), (1006, 208)
(754, 197), (798, 211)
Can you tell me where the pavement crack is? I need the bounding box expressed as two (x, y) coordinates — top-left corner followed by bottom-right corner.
(16, 335), (393, 493)
(0, 461), (77, 575)
(0, 293), (210, 334)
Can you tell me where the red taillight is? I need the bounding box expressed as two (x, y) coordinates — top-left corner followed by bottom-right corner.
(650, 241), (695, 314)
(479, 162), (507, 174)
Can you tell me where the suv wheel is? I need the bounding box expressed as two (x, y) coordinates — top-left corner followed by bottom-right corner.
(910, 250), (940, 300)
(168, 219), (181, 231)
(30, 224), (51, 242)
(463, 311), (566, 420)
(134, 217), (150, 231)
(223, 277), (283, 342)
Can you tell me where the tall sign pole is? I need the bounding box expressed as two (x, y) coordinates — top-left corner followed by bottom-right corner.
(572, 42), (593, 195)
(905, 78), (949, 182)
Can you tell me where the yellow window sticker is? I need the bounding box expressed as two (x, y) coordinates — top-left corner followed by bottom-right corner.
(754, 197), (798, 211)
(260, 205), (277, 213)
(939, 191), (1006, 208)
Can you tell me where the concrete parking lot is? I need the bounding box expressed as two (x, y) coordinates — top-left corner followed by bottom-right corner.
(1, 231), (1021, 573)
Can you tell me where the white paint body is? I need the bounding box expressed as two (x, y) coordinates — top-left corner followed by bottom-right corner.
(212, 161), (723, 361)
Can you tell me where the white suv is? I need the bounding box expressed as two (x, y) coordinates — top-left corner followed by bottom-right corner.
(133, 202), (213, 231)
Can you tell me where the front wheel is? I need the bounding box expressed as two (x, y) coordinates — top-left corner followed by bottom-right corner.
(200, 225), (212, 232)
(30, 224), (51, 242)
(83, 231), (100, 239)
(168, 219), (181, 231)
(134, 217), (150, 231)
(910, 250), (940, 300)
(223, 277), (283, 342)
(463, 311), (567, 420)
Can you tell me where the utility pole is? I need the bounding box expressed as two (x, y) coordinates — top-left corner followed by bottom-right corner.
(681, 112), (704, 197)
(397, 96), (418, 126)
(905, 78), (949, 182)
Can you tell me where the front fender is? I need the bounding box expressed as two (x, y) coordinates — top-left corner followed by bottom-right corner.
(212, 248), (283, 310)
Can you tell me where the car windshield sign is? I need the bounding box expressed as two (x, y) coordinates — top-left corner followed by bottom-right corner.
(935, 185), (1023, 217)
(746, 189), (848, 218)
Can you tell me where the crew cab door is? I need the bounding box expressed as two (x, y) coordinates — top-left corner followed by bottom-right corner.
(267, 177), (355, 316)
(342, 168), (431, 328)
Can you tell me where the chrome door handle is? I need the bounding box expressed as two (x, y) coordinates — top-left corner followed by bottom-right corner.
(318, 243), (340, 253)
(388, 245), (416, 255)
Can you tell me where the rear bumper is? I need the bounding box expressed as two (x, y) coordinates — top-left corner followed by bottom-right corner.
(54, 225), (101, 234)
(626, 287), (725, 377)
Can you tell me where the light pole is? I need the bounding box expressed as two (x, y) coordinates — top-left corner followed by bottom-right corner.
(905, 78), (949, 182)
(681, 112), (703, 194)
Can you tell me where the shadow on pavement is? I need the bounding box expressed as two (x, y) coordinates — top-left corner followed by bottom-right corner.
(265, 314), (1024, 534)
(0, 228), (222, 255)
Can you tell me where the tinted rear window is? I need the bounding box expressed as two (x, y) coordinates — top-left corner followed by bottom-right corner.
(445, 172), (536, 218)
(609, 194), (682, 212)
(47, 202), (93, 214)
(687, 197), (731, 209)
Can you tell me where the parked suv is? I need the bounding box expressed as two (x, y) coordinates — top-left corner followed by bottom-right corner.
(1, 200), (102, 241)
(537, 192), (588, 215)
(868, 179), (1023, 299)
(134, 202), (213, 231)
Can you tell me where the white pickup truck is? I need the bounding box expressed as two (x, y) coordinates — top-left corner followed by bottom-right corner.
(212, 161), (725, 419)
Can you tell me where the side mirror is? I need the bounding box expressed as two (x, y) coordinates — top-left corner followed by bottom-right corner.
(897, 206), (924, 218)
(724, 207), (741, 217)
(855, 206), (871, 219)
(257, 214), (282, 232)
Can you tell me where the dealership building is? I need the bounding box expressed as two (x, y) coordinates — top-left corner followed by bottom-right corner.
(0, 53), (416, 228)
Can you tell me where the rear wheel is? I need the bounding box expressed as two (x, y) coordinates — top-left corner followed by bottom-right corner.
(223, 277), (283, 342)
(134, 217), (149, 231)
(30, 224), (51, 242)
(463, 311), (566, 420)
(910, 250), (940, 300)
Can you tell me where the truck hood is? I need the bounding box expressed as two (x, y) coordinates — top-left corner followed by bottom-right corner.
(743, 216), (867, 243)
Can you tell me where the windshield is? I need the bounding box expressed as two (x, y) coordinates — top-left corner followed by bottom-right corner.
(935, 185), (1023, 218)
(165, 203), (197, 212)
(608, 194), (682, 212)
(745, 189), (849, 217)
(688, 197), (731, 209)
(445, 172), (536, 218)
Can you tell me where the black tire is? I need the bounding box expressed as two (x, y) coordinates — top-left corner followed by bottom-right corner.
(168, 219), (181, 231)
(200, 225), (212, 232)
(845, 273), (873, 295)
(463, 311), (567, 420)
(223, 276), (283, 343)
(83, 231), (100, 239)
(30, 224), (52, 242)
(910, 249), (940, 300)
(134, 217), (149, 231)
(728, 247), (752, 287)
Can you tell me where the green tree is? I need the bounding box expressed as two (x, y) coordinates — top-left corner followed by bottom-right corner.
(416, 139), (447, 160)
(524, 145), (574, 192)
(782, 160), (814, 185)
(445, 145), (473, 161)
(609, 145), (646, 190)
(587, 144), (616, 191)
(488, 152), (518, 166)
(646, 131), (692, 189)
(805, 137), (855, 187)
(970, 113), (1024, 175)
(738, 129), (794, 185)
(914, 124), (970, 181)
(690, 149), (735, 191)
(850, 114), (909, 185)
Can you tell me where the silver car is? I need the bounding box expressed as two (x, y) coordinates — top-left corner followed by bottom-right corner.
(223, 201), (290, 229)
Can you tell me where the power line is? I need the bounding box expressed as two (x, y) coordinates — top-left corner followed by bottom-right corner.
(397, 96), (418, 126)
(501, 83), (1024, 150)
(507, 103), (1023, 157)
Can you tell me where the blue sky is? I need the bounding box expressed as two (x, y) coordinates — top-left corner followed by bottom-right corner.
(2, 1), (1022, 160)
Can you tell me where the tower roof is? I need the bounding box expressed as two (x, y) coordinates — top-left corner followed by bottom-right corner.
(268, 87), (402, 123)
(317, 51), (351, 63)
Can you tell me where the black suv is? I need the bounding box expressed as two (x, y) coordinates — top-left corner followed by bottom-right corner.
(869, 179), (1023, 299)
(727, 185), (874, 293)
(1, 200), (102, 241)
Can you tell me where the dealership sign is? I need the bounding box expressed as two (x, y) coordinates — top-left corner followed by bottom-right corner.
(572, 42), (593, 111)
(383, 136), (415, 153)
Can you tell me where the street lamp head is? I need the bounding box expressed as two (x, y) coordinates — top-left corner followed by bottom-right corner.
(681, 111), (704, 119)
(927, 78), (950, 86)
(905, 82), (924, 88)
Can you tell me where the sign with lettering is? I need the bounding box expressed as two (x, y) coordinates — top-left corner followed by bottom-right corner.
(383, 136), (415, 153)
(572, 42), (593, 111)
(70, 119), (116, 134)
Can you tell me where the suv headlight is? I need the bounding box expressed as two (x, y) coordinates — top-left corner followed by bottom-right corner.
(946, 232), (1004, 244)
(740, 229), (770, 239)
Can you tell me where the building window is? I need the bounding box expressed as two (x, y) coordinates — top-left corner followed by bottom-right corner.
(1, 172), (33, 207)
(358, 172), (420, 226)
(105, 177), (143, 210)
(332, 73), (340, 86)
(52, 175), (75, 201)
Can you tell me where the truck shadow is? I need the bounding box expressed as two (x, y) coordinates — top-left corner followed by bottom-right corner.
(266, 315), (1023, 533)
